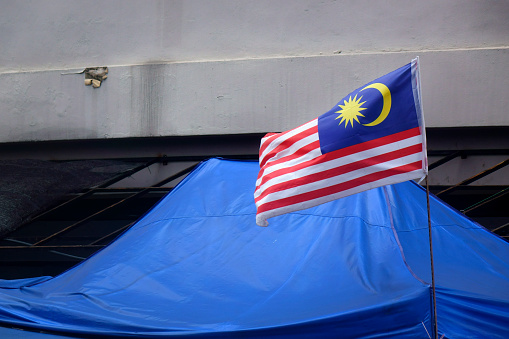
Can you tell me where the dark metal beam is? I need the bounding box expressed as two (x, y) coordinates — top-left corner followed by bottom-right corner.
(436, 158), (509, 196)
(86, 187), (172, 192)
(88, 222), (134, 246)
(427, 149), (509, 157)
(26, 158), (159, 224)
(492, 222), (509, 234)
(52, 154), (259, 163)
(0, 238), (98, 262)
(428, 151), (461, 170)
(463, 187), (509, 214)
(29, 164), (198, 247)
(0, 245), (104, 249)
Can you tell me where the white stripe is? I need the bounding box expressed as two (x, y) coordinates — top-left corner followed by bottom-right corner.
(256, 151), (424, 206)
(255, 134), (423, 199)
(255, 138), (321, 188)
(259, 119), (317, 165)
(260, 132), (319, 170)
(255, 170), (422, 226)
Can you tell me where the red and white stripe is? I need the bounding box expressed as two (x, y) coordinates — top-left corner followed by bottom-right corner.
(254, 119), (426, 226)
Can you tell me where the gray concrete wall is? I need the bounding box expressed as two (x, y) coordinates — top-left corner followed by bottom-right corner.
(1, 0), (509, 143)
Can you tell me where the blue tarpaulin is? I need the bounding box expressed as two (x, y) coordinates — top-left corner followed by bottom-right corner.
(1, 158), (508, 338)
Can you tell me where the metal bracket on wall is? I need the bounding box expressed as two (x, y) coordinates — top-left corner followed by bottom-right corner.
(61, 67), (108, 88)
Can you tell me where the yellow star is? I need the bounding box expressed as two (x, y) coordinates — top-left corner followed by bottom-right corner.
(335, 94), (367, 128)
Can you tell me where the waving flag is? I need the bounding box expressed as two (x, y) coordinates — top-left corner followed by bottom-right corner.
(255, 58), (427, 226)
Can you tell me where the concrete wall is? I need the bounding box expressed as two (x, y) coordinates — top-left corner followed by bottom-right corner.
(1, 0), (509, 143)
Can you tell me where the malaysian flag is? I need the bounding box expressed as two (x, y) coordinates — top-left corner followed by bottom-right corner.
(255, 58), (427, 226)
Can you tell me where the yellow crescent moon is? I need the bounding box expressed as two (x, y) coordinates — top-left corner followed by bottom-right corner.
(361, 83), (392, 126)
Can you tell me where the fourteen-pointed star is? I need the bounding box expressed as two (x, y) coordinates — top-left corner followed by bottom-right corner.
(335, 94), (367, 128)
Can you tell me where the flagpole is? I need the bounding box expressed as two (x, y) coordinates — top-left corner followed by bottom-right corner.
(426, 176), (438, 339)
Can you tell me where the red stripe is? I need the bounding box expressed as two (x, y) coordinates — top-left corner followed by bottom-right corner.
(255, 143), (422, 203)
(257, 161), (422, 214)
(262, 139), (320, 170)
(259, 124), (318, 169)
(259, 132), (283, 157)
(256, 127), (421, 192)
(257, 140), (320, 186)
(321, 127), (421, 159)
(259, 120), (318, 159)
